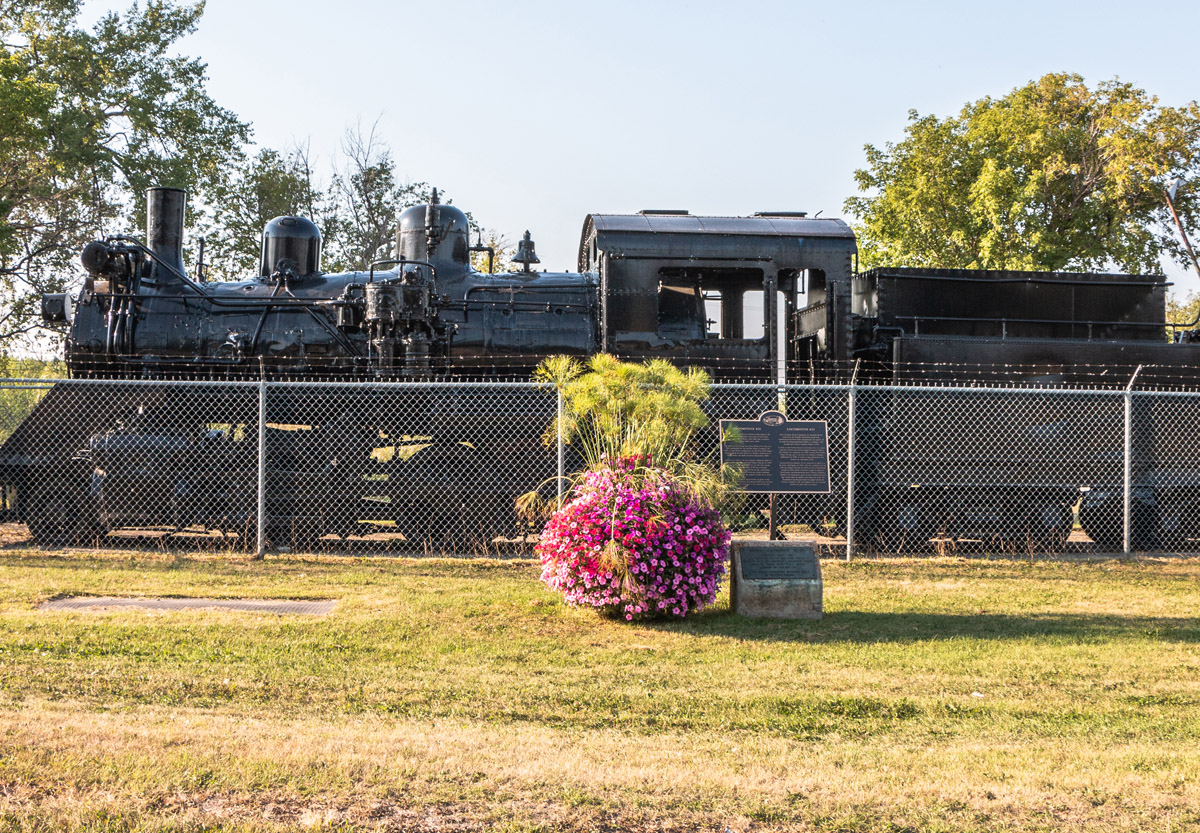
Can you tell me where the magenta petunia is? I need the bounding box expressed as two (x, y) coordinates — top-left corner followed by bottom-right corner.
(537, 458), (730, 620)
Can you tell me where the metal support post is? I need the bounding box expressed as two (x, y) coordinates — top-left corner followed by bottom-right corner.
(556, 388), (565, 509)
(1122, 366), (1142, 555)
(845, 382), (857, 562)
(256, 376), (267, 558)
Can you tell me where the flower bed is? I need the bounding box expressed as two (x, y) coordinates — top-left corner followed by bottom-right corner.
(538, 458), (730, 620)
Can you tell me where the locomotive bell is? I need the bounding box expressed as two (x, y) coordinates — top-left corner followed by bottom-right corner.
(260, 216), (322, 279)
(513, 230), (540, 273)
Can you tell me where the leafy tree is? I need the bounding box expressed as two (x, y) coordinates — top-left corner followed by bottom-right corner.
(201, 146), (323, 279)
(536, 354), (711, 469)
(0, 0), (249, 343)
(1167, 290), (1200, 337)
(322, 124), (433, 272)
(846, 74), (1200, 274)
(469, 229), (516, 274)
(530, 355), (736, 507)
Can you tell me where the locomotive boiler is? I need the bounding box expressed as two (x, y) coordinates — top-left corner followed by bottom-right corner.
(3, 184), (1199, 551)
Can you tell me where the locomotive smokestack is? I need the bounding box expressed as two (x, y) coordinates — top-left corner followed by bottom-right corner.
(146, 187), (186, 280)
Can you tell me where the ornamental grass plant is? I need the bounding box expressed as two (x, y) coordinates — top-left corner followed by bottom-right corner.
(531, 356), (733, 619)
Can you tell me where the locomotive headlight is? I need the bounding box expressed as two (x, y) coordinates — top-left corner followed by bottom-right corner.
(40, 293), (73, 323)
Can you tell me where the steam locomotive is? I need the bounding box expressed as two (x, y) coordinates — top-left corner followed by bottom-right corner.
(3, 186), (1198, 550)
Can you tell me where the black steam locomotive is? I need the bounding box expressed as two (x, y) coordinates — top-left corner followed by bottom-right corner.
(37, 187), (861, 380)
(3, 186), (1198, 550)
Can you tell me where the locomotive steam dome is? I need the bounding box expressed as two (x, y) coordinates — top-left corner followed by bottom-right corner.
(260, 215), (322, 278)
(396, 193), (470, 270)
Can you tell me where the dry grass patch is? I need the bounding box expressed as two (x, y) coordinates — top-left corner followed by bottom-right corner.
(0, 550), (1197, 831)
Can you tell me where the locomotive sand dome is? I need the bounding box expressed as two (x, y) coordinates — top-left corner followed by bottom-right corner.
(260, 215), (322, 278)
(4, 185), (1200, 550)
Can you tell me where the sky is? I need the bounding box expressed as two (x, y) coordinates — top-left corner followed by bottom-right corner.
(82, 0), (1200, 295)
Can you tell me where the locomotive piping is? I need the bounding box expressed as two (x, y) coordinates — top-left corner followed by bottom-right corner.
(248, 279), (286, 355)
(103, 240), (364, 360)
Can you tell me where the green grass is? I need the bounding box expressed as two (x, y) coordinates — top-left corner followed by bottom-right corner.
(0, 550), (1197, 831)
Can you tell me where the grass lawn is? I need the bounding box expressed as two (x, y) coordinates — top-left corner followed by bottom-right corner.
(0, 550), (1197, 832)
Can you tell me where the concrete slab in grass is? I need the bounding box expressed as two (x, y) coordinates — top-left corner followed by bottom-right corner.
(39, 596), (336, 615)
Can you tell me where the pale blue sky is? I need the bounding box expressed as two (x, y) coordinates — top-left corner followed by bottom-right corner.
(83, 0), (1200, 293)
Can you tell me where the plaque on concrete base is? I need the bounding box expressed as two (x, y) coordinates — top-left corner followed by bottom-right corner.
(731, 541), (823, 619)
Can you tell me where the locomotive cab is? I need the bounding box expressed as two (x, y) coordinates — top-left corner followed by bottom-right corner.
(579, 211), (857, 380)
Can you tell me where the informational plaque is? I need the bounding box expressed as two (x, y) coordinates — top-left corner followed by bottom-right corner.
(738, 543), (821, 581)
(730, 541), (823, 619)
(719, 411), (830, 494)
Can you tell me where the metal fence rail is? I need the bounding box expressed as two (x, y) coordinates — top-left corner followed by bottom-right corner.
(0, 377), (1195, 557)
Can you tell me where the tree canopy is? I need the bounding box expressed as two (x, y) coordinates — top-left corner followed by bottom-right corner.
(0, 2), (517, 345)
(1167, 290), (1200, 331)
(0, 0), (249, 340)
(845, 74), (1200, 275)
(202, 147), (322, 278)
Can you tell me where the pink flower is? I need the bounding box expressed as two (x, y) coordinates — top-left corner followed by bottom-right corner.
(536, 458), (729, 621)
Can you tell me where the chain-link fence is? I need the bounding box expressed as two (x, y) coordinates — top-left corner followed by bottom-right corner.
(0, 377), (1196, 557)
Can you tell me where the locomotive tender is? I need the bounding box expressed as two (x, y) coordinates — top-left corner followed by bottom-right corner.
(5, 186), (1199, 550)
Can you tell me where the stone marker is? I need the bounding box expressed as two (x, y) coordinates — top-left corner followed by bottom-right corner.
(731, 540), (822, 619)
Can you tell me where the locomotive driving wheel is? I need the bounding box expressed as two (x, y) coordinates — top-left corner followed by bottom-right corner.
(23, 468), (107, 547)
(395, 442), (510, 553)
(1079, 490), (1157, 552)
(26, 512), (106, 547)
(1018, 503), (1075, 554)
(265, 512), (327, 552)
(861, 491), (935, 554)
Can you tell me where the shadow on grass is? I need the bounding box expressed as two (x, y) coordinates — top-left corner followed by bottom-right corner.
(0, 529), (537, 559)
(647, 608), (1200, 644)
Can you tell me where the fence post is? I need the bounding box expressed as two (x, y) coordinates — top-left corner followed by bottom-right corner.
(556, 387), (565, 509)
(1122, 366), (1142, 555)
(845, 377), (858, 562)
(256, 376), (267, 558)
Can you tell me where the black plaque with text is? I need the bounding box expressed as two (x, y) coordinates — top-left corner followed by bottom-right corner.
(738, 542), (820, 580)
(720, 411), (830, 493)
